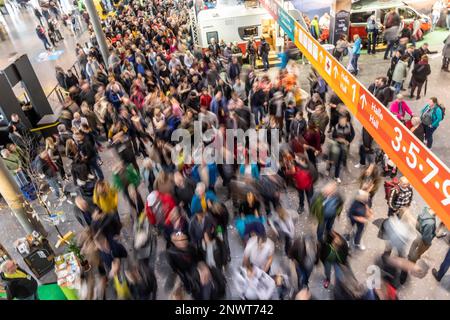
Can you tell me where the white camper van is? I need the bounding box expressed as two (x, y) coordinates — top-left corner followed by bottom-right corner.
(196, 3), (306, 54)
(197, 5), (271, 53)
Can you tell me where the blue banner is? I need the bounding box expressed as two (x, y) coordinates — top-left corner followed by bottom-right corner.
(277, 7), (295, 40)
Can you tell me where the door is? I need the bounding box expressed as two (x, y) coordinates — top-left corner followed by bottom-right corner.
(206, 31), (219, 45)
(398, 6), (417, 29)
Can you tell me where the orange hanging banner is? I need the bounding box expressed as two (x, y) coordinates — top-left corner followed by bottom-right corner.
(260, 0), (450, 228)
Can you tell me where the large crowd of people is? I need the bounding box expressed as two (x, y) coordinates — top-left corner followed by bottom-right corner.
(1, 0), (450, 301)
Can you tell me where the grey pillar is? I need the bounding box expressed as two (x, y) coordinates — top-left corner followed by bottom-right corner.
(84, 0), (110, 69)
(14, 55), (53, 118)
(0, 159), (47, 236)
(0, 71), (32, 128)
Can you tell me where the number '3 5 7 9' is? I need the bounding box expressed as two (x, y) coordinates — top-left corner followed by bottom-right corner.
(391, 127), (450, 206)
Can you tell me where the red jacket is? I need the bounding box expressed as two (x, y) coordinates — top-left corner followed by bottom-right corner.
(289, 165), (313, 191)
(145, 191), (176, 226)
(200, 94), (212, 109)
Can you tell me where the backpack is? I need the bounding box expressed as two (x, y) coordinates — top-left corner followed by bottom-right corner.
(384, 178), (399, 201)
(384, 86), (395, 105)
(416, 209), (436, 239)
(314, 78), (327, 94)
(421, 106), (433, 126)
(146, 192), (166, 226)
(438, 104), (446, 120)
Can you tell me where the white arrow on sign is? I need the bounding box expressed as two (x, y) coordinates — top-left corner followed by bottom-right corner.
(319, 51), (324, 63)
(333, 65), (339, 79)
(360, 94), (367, 110)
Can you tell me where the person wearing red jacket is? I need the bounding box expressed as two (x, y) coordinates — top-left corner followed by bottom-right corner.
(200, 87), (213, 110)
(303, 122), (322, 169)
(287, 155), (314, 214)
(145, 190), (176, 227)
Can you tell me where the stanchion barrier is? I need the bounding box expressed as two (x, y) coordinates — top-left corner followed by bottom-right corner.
(260, 0), (450, 228)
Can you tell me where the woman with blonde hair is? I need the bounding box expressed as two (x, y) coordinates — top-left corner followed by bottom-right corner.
(65, 138), (78, 160)
(409, 116), (425, 142)
(93, 180), (119, 215)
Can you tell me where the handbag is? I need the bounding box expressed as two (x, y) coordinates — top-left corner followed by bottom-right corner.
(113, 273), (131, 300)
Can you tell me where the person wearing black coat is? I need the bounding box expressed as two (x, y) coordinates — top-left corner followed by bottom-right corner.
(250, 87), (267, 126)
(189, 262), (226, 300)
(94, 234), (127, 277)
(173, 172), (196, 217)
(228, 57), (241, 83)
(412, 44), (433, 64)
(126, 263), (157, 300)
(348, 190), (371, 250)
(410, 56), (431, 100)
(91, 209), (122, 245)
(56, 67), (67, 90)
(328, 93), (343, 131)
(79, 83), (96, 108)
(71, 155), (96, 197)
(166, 232), (201, 292)
(209, 202), (231, 262)
(189, 212), (216, 254)
(0, 260), (38, 300)
(410, 117), (425, 143)
(65, 70), (79, 89)
(288, 235), (317, 289)
(387, 51), (401, 84)
(358, 128), (375, 166)
(112, 132), (139, 173)
(217, 79), (232, 101)
(73, 195), (96, 226)
(74, 131), (104, 180)
(329, 117), (355, 182)
(368, 77), (393, 107)
(234, 107), (252, 131)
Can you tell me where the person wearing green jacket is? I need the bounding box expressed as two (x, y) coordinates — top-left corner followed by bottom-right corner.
(310, 182), (344, 243)
(1, 148), (28, 188)
(310, 16), (320, 40)
(112, 162), (144, 219)
(420, 97), (444, 148)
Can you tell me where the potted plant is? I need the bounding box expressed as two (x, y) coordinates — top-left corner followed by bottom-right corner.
(67, 240), (90, 272)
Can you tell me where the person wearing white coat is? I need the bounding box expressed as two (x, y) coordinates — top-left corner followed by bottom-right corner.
(234, 263), (276, 300)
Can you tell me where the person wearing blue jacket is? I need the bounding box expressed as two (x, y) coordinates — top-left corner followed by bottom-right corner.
(351, 35), (362, 76)
(190, 182), (218, 216)
(239, 163), (260, 180)
(106, 83), (124, 110)
(191, 163), (218, 191)
(210, 90), (229, 125)
(420, 97), (444, 148)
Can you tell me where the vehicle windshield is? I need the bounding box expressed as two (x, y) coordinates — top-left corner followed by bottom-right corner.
(350, 11), (375, 23)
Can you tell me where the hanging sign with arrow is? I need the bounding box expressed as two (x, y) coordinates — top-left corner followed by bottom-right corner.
(260, 0), (450, 228)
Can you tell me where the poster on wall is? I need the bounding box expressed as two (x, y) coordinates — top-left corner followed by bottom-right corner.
(332, 10), (350, 45)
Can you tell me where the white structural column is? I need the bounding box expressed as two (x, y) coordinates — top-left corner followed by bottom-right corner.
(84, 0), (110, 69)
(0, 159), (47, 236)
